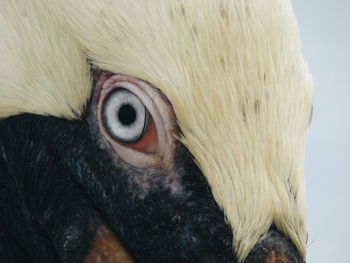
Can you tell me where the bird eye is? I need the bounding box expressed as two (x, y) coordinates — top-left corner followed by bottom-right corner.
(103, 89), (150, 144)
(95, 73), (176, 168)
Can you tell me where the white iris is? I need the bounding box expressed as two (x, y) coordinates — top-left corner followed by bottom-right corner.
(103, 89), (148, 143)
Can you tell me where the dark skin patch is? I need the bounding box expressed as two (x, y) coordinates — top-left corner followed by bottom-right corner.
(243, 229), (303, 263)
(0, 114), (235, 263)
(0, 115), (101, 263)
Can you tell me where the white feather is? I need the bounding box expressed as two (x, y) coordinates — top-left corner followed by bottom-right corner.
(0, 0), (312, 261)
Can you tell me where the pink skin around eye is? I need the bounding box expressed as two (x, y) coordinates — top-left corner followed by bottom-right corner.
(117, 119), (158, 154)
(94, 72), (178, 170)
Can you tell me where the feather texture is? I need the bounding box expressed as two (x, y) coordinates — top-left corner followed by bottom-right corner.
(0, 0), (312, 261)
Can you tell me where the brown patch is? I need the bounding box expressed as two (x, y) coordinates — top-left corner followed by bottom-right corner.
(86, 226), (134, 263)
(254, 100), (260, 114)
(220, 5), (227, 19)
(241, 107), (247, 124)
(192, 25), (198, 36)
(220, 57), (226, 69)
(180, 4), (186, 17)
(265, 251), (293, 263)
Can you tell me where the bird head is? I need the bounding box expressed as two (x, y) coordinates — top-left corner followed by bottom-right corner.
(0, 1), (312, 263)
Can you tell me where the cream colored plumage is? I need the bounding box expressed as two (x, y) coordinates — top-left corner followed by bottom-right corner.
(0, 0), (312, 262)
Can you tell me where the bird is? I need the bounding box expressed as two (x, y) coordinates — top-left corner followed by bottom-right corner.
(0, 1), (313, 263)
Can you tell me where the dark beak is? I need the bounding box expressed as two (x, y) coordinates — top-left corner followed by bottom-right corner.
(244, 229), (304, 263)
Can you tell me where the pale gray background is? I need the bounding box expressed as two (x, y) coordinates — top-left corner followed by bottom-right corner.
(293, 1), (350, 262)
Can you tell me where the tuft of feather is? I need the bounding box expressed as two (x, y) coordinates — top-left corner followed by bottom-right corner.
(0, 1), (91, 119)
(0, 0), (312, 261)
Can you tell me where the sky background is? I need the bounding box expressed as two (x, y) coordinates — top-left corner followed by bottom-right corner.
(293, 1), (350, 262)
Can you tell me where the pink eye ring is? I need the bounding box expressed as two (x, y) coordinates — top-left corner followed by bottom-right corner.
(95, 73), (177, 169)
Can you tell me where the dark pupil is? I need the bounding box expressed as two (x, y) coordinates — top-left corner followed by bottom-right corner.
(118, 104), (137, 126)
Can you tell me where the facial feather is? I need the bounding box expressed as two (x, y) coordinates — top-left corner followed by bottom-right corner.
(0, 0), (312, 261)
